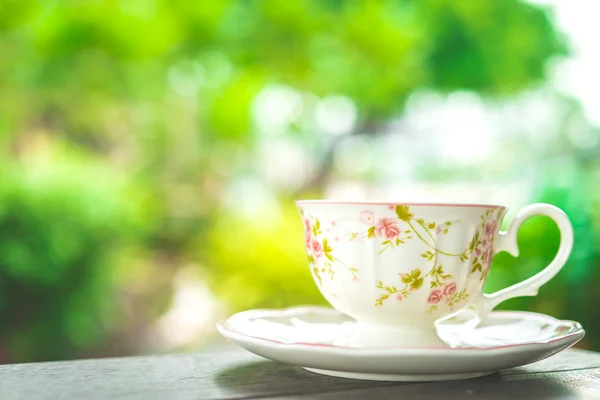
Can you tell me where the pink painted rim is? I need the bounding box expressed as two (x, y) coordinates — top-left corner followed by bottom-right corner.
(216, 308), (584, 352)
(295, 200), (507, 209)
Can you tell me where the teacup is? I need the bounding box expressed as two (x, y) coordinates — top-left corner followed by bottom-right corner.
(296, 201), (573, 347)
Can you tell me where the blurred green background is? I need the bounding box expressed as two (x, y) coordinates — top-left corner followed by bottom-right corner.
(1, 0), (599, 363)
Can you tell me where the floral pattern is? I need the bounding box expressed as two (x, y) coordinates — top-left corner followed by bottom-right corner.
(301, 210), (358, 284)
(370, 205), (467, 311)
(303, 218), (311, 248)
(427, 289), (444, 304)
(462, 208), (501, 281)
(359, 210), (374, 225)
(352, 205), (461, 255)
(300, 204), (502, 313)
(374, 217), (401, 239)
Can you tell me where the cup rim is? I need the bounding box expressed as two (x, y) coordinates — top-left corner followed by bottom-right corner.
(295, 200), (507, 209)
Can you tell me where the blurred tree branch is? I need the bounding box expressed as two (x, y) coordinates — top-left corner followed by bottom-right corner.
(296, 119), (389, 194)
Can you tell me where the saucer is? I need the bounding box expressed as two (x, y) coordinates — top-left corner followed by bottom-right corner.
(217, 306), (584, 382)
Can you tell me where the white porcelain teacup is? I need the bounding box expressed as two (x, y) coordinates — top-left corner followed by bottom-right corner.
(296, 201), (573, 347)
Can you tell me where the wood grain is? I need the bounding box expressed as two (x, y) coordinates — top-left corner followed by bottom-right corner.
(274, 369), (600, 400)
(0, 347), (599, 400)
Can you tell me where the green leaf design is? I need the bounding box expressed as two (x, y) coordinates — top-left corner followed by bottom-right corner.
(445, 221), (452, 226)
(395, 205), (413, 222)
(400, 273), (412, 284)
(376, 280), (383, 288)
(325, 253), (334, 262)
(430, 281), (438, 288)
(367, 226), (375, 238)
(411, 278), (424, 290)
(471, 262), (482, 273)
(469, 231), (480, 251)
(427, 222), (436, 230)
(311, 219), (322, 236)
(382, 240), (390, 245)
(308, 255), (315, 264)
(323, 238), (333, 253)
(411, 268), (422, 279)
(313, 267), (321, 285)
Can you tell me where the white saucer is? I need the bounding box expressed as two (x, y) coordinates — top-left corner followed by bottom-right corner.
(217, 306), (584, 382)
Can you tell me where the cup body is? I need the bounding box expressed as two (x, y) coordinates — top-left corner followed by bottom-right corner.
(297, 201), (508, 330)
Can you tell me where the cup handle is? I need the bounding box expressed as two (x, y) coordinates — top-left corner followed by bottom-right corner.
(475, 203), (574, 317)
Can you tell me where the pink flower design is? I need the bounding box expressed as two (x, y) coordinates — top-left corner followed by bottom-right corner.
(484, 220), (498, 239)
(436, 225), (443, 234)
(333, 235), (340, 243)
(484, 247), (494, 266)
(352, 277), (359, 282)
(427, 289), (443, 304)
(475, 238), (490, 255)
(331, 221), (336, 226)
(375, 217), (401, 239)
(311, 239), (323, 258)
(443, 282), (457, 296)
(304, 219), (311, 248)
(360, 210), (375, 225)
(387, 204), (396, 211)
(396, 294), (403, 301)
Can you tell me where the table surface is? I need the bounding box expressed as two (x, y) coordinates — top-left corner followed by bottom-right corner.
(1, 346), (600, 400)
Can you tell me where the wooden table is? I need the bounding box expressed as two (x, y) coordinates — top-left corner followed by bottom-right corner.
(1, 347), (600, 399)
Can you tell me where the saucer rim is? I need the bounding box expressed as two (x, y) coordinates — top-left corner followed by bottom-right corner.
(217, 305), (585, 352)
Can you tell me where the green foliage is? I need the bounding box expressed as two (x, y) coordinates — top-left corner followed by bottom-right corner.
(0, 142), (158, 362)
(199, 203), (324, 312)
(0, 0), (564, 140)
(424, 0), (566, 93)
